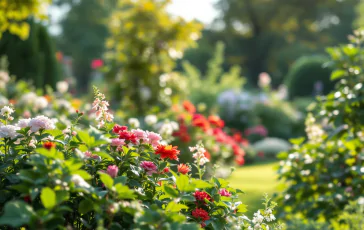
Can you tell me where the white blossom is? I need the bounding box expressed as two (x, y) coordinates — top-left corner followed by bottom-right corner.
(128, 118), (140, 128)
(190, 144), (209, 166)
(1, 106), (14, 118)
(145, 115), (158, 126)
(34, 97), (48, 110)
(28, 115), (55, 132)
(16, 118), (31, 128)
(0, 125), (19, 139)
(71, 174), (90, 188)
(56, 81), (69, 93)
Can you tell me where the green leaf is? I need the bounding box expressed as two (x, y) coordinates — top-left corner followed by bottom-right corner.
(115, 184), (136, 199)
(289, 137), (305, 145)
(74, 170), (92, 180)
(41, 187), (56, 209)
(0, 201), (35, 227)
(114, 176), (128, 185)
(236, 203), (248, 213)
(163, 185), (179, 198)
(192, 179), (213, 189)
(99, 172), (114, 189)
(56, 190), (69, 204)
(173, 172), (189, 192)
(165, 201), (188, 212)
(330, 69), (347, 80)
(79, 199), (94, 214)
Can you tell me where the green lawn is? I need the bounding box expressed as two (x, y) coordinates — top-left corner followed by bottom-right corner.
(227, 161), (280, 215)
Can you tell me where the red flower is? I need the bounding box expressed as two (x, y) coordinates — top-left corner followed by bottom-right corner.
(194, 191), (212, 203)
(155, 145), (180, 160)
(113, 125), (128, 134)
(119, 131), (137, 144)
(43, 142), (55, 150)
(163, 167), (170, 173)
(203, 151), (211, 160)
(91, 59), (103, 69)
(183, 100), (196, 114)
(177, 164), (190, 174)
(192, 208), (210, 221)
(208, 115), (224, 128)
(192, 115), (210, 131)
(235, 155), (245, 166)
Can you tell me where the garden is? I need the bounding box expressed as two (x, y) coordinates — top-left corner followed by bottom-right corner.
(0, 0), (363, 229)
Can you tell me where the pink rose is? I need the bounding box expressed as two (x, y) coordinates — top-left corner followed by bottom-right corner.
(107, 165), (119, 178)
(218, 189), (232, 197)
(111, 138), (125, 147)
(140, 161), (157, 175)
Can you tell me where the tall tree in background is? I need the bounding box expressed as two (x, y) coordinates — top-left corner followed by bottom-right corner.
(55, 0), (113, 90)
(105, 0), (202, 115)
(215, 0), (358, 86)
(0, 20), (60, 88)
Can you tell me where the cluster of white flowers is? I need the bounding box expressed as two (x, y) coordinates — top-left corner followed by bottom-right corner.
(56, 81), (69, 94)
(18, 92), (49, 111)
(305, 113), (325, 143)
(28, 115), (56, 132)
(0, 125), (19, 139)
(92, 88), (114, 128)
(71, 174), (91, 188)
(128, 118), (140, 128)
(144, 114), (158, 126)
(247, 209), (276, 230)
(1, 105), (14, 120)
(189, 144), (209, 166)
(154, 120), (179, 143)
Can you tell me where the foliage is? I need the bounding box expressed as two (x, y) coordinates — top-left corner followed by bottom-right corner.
(105, 0), (202, 115)
(182, 42), (245, 111)
(0, 20), (60, 88)
(0, 0), (50, 40)
(277, 30), (364, 221)
(56, 0), (111, 90)
(214, 0), (357, 85)
(253, 138), (291, 159)
(0, 84), (282, 229)
(285, 56), (335, 99)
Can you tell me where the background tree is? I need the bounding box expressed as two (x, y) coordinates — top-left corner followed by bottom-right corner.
(54, 0), (115, 91)
(0, 0), (50, 40)
(213, 0), (358, 86)
(0, 20), (60, 88)
(105, 0), (202, 115)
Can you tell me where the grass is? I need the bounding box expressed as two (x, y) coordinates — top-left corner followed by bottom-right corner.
(227, 161), (280, 215)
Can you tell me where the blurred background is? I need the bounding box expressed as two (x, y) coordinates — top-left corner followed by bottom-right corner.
(1, 0), (363, 228)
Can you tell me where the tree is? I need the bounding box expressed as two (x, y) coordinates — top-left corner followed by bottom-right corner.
(55, 0), (114, 90)
(215, 0), (358, 86)
(0, 20), (60, 88)
(105, 0), (202, 115)
(0, 0), (50, 40)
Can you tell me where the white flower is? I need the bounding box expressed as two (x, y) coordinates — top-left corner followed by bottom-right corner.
(0, 125), (19, 139)
(252, 210), (264, 224)
(258, 72), (271, 88)
(56, 81), (69, 94)
(190, 144), (209, 166)
(145, 115), (157, 126)
(28, 115), (55, 132)
(128, 118), (140, 128)
(265, 214), (276, 222)
(0, 71), (10, 83)
(358, 197), (364, 205)
(71, 174), (90, 188)
(1, 106), (14, 117)
(168, 48), (183, 59)
(19, 92), (37, 106)
(16, 118), (31, 128)
(34, 97), (48, 110)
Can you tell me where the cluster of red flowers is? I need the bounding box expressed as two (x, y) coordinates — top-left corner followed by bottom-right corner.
(173, 100), (248, 165)
(155, 144), (180, 161)
(113, 125), (138, 144)
(194, 191), (212, 203)
(192, 208), (210, 221)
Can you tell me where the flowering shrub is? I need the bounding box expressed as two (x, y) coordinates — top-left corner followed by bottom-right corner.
(277, 30), (364, 221)
(0, 88), (282, 229)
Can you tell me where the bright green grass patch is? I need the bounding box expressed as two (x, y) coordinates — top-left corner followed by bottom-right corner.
(227, 161), (280, 215)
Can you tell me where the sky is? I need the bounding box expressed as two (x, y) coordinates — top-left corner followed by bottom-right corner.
(49, 0), (218, 35)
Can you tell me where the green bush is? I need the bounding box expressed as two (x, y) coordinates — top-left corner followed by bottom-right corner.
(285, 56), (334, 99)
(253, 102), (301, 139)
(277, 30), (364, 221)
(253, 138), (291, 159)
(0, 20), (60, 88)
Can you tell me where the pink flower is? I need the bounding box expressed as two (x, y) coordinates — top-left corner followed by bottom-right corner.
(219, 189), (232, 197)
(146, 131), (162, 148)
(107, 165), (119, 178)
(91, 59), (103, 69)
(140, 161), (157, 175)
(111, 138), (125, 147)
(131, 129), (148, 143)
